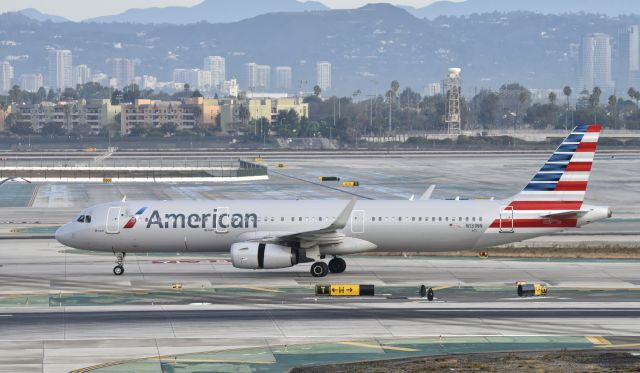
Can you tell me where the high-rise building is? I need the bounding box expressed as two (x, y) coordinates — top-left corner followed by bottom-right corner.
(257, 65), (271, 90)
(245, 63), (258, 91)
(245, 63), (271, 91)
(48, 49), (73, 90)
(111, 58), (136, 88)
(172, 69), (211, 90)
(275, 66), (292, 90)
(73, 64), (92, 86)
(316, 61), (332, 91)
(0, 61), (14, 93)
(627, 26), (640, 89)
(204, 56), (225, 88)
(20, 74), (44, 92)
(579, 33), (615, 92)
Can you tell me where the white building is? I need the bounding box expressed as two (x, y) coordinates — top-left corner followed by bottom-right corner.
(111, 58), (136, 88)
(141, 75), (157, 90)
(48, 49), (73, 90)
(172, 68), (211, 90)
(204, 56), (225, 88)
(73, 64), (92, 86)
(19, 73), (44, 92)
(579, 33), (615, 92)
(424, 82), (442, 97)
(245, 63), (271, 91)
(275, 66), (292, 90)
(221, 78), (239, 97)
(257, 65), (271, 90)
(316, 61), (332, 91)
(0, 61), (14, 93)
(627, 26), (640, 89)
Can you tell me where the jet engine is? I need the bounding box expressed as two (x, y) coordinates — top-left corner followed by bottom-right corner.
(230, 242), (298, 269)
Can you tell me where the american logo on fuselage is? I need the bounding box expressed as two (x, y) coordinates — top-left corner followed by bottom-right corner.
(145, 209), (258, 229)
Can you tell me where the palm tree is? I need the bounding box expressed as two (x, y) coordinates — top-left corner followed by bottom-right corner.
(389, 80), (400, 133)
(629, 87), (639, 108)
(589, 87), (602, 123)
(563, 86), (572, 130)
(548, 92), (557, 105)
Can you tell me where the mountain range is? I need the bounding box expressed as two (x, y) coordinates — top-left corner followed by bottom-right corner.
(1, 4), (639, 96)
(86, 0), (328, 24)
(11, 0), (640, 25)
(404, 0), (640, 19)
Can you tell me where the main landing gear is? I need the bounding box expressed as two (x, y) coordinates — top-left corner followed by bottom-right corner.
(310, 256), (347, 277)
(113, 252), (126, 276)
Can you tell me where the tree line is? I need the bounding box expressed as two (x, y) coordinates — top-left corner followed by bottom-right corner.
(2, 81), (640, 142)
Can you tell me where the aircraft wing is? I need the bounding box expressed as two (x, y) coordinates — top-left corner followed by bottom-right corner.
(259, 199), (356, 247)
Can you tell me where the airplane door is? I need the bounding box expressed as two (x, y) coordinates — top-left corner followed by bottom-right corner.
(216, 207), (229, 233)
(351, 210), (365, 234)
(106, 207), (121, 234)
(499, 206), (514, 233)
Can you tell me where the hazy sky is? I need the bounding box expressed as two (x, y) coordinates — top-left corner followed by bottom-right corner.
(0, 0), (454, 21)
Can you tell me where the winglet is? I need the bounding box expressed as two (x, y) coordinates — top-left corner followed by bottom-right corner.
(419, 185), (436, 200)
(121, 195), (127, 202)
(327, 199), (357, 230)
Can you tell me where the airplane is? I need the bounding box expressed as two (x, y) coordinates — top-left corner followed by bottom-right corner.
(55, 124), (611, 277)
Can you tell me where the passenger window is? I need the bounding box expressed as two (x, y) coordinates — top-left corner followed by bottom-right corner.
(398, 217), (402, 222)
(378, 217), (382, 221)
(371, 217), (375, 222)
(432, 217), (435, 221)
(291, 217), (295, 222)
(76, 215), (85, 223)
(85, 216), (91, 223)
(299, 217), (302, 221)
(438, 217), (442, 221)
(445, 217), (449, 221)
(465, 217), (469, 221)
(479, 217), (483, 222)
(319, 217), (323, 222)
(459, 217), (462, 222)
(472, 217), (476, 221)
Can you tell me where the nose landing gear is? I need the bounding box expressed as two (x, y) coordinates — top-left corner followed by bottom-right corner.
(113, 252), (126, 276)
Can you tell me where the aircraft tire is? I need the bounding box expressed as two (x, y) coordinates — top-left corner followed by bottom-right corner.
(328, 257), (346, 273)
(310, 262), (329, 277)
(113, 265), (125, 276)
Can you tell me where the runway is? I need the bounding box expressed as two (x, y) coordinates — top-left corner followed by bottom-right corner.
(0, 151), (639, 371)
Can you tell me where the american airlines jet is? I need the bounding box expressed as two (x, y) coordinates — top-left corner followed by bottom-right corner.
(55, 124), (611, 277)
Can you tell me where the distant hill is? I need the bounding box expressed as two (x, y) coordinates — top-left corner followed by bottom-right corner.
(18, 8), (70, 23)
(1, 5), (640, 95)
(405, 0), (640, 19)
(86, 0), (329, 24)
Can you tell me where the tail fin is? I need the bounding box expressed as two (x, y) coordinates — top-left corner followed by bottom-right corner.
(509, 123), (601, 210)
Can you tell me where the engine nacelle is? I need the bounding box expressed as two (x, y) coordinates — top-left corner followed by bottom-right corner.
(230, 242), (298, 269)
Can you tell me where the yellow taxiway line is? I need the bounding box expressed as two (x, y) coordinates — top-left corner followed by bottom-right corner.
(586, 336), (612, 345)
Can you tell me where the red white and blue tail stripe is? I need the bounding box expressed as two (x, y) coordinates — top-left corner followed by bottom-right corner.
(485, 124), (601, 233)
(511, 123), (601, 208)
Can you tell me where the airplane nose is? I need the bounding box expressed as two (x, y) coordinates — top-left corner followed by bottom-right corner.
(55, 225), (72, 246)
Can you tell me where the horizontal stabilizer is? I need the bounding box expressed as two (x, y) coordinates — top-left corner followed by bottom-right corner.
(541, 210), (588, 219)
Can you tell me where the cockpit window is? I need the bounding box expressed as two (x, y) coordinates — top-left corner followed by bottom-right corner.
(76, 215), (85, 223)
(85, 215), (91, 223)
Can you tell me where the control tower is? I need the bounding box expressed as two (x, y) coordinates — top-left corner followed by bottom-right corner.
(445, 67), (461, 135)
